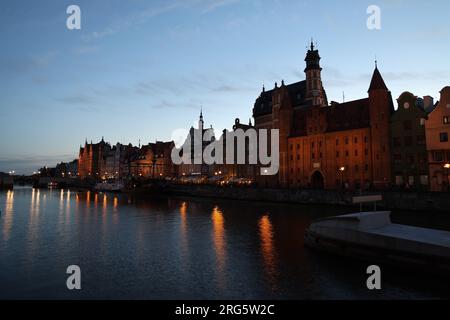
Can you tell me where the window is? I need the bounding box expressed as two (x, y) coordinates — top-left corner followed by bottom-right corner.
(420, 175), (429, 185)
(417, 135), (426, 145)
(404, 102), (410, 109)
(403, 120), (412, 130)
(345, 137), (349, 145)
(365, 149), (369, 156)
(345, 150), (349, 157)
(394, 154), (402, 163)
(404, 136), (413, 146)
(354, 137), (358, 144)
(354, 150), (358, 157)
(444, 116), (449, 124)
(440, 132), (449, 142)
(395, 176), (404, 186)
(434, 152), (444, 162)
(297, 155), (300, 161)
(393, 137), (401, 147)
(336, 151), (340, 158)
(420, 118), (426, 126)
(336, 139), (339, 146)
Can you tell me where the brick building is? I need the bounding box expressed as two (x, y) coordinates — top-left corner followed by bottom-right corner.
(390, 92), (429, 190)
(252, 42), (394, 190)
(78, 138), (110, 179)
(425, 86), (450, 192)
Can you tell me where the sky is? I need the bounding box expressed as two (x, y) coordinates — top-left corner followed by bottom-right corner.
(0, 0), (449, 174)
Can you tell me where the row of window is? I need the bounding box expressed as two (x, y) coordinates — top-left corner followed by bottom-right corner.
(432, 151), (450, 162)
(393, 135), (426, 147)
(402, 117), (449, 130)
(289, 136), (369, 151)
(289, 164), (369, 175)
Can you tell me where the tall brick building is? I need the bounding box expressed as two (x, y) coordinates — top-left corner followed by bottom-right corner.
(252, 42), (394, 190)
(78, 138), (110, 178)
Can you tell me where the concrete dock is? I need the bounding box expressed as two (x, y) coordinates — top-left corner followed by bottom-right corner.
(305, 211), (450, 275)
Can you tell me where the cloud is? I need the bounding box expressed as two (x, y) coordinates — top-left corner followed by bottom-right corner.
(73, 45), (100, 55)
(82, 0), (242, 41)
(0, 154), (77, 174)
(0, 50), (59, 75)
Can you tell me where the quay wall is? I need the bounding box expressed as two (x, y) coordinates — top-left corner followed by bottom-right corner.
(164, 184), (450, 213)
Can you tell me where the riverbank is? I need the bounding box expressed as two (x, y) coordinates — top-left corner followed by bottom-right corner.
(163, 184), (450, 212)
(28, 177), (450, 212)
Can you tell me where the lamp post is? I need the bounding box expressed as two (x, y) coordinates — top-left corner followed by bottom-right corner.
(339, 166), (346, 190)
(151, 154), (158, 179)
(444, 163), (450, 192)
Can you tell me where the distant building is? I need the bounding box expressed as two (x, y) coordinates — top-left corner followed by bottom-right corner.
(78, 138), (110, 179)
(178, 111), (215, 177)
(390, 92), (429, 190)
(425, 87), (450, 192)
(129, 141), (176, 178)
(214, 118), (257, 180)
(252, 42), (393, 190)
(55, 159), (78, 178)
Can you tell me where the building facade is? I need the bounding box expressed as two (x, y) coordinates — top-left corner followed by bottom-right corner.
(425, 86), (450, 192)
(390, 92), (429, 190)
(252, 43), (394, 190)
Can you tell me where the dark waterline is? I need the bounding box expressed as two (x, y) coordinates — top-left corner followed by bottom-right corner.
(0, 187), (449, 299)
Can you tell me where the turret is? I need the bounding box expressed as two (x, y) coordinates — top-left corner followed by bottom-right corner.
(304, 40), (325, 106)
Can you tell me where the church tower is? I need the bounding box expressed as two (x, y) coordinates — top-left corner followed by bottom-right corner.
(198, 109), (204, 130)
(305, 40), (326, 106)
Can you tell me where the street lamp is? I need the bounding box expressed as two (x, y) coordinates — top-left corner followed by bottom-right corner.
(339, 166), (346, 189)
(444, 163), (450, 191)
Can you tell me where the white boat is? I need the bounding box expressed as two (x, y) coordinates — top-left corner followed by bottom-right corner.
(94, 181), (124, 192)
(305, 211), (450, 275)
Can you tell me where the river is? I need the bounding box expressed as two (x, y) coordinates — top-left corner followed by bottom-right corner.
(0, 187), (448, 299)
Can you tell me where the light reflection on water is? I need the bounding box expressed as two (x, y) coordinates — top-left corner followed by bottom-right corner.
(0, 187), (448, 300)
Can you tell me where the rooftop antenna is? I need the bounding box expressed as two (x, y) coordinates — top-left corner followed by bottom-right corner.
(343, 91), (345, 103)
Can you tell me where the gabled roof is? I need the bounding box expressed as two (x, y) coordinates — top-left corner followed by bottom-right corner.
(368, 67), (388, 92)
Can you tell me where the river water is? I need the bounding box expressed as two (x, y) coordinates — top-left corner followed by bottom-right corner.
(0, 187), (448, 299)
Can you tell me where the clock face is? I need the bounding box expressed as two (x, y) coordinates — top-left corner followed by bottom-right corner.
(404, 102), (410, 109)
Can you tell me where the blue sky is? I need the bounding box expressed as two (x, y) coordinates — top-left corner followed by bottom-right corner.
(1, 0), (449, 174)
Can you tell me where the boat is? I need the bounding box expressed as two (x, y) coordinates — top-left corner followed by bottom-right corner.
(94, 180), (125, 192)
(305, 210), (450, 275)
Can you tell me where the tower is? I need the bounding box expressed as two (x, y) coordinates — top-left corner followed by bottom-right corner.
(198, 109), (204, 130)
(368, 63), (393, 188)
(305, 40), (326, 106)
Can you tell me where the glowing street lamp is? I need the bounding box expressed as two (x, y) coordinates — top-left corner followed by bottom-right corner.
(339, 166), (346, 189)
(444, 163), (450, 191)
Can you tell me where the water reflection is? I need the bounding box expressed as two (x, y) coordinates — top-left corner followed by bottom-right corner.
(212, 206), (226, 289)
(27, 188), (41, 258)
(258, 214), (278, 290)
(2, 190), (14, 241)
(179, 201), (188, 256)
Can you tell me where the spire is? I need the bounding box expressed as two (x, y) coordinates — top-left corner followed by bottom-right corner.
(262, 84), (265, 92)
(368, 63), (388, 92)
(310, 38), (314, 51)
(198, 107), (204, 129)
